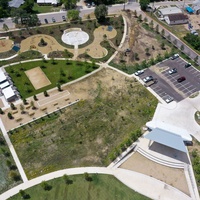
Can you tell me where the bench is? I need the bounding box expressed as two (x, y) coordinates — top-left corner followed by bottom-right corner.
(65, 98), (70, 101)
(15, 117), (22, 122)
(53, 102), (58, 106)
(12, 110), (18, 114)
(40, 107), (47, 111)
(29, 112), (35, 116)
(25, 105), (31, 109)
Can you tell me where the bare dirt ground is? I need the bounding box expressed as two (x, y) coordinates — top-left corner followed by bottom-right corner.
(18, 26), (116, 59)
(120, 152), (190, 196)
(0, 39), (13, 53)
(184, 14), (200, 31)
(25, 67), (51, 90)
(20, 34), (67, 55)
(78, 26), (117, 58)
(112, 12), (171, 65)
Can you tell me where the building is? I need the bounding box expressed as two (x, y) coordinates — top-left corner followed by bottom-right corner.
(37, 0), (60, 6)
(192, 4), (200, 14)
(164, 13), (189, 25)
(9, 0), (24, 8)
(158, 7), (182, 17)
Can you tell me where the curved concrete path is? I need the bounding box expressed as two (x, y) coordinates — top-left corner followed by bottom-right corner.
(0, 167), (191, 200)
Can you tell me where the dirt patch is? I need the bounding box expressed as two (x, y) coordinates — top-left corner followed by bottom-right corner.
(0, 39), (13, 53)
(25, 67), (51, 90)
(112, 12), (171, 65)
(120, 152), (190, 195)
(20, 34), (70, 55)
(78, 26), (117, 58)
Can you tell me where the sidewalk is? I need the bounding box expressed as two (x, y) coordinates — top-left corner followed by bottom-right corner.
(0, 167), (192, 200)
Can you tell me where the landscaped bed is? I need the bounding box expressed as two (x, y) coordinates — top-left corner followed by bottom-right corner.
(9, 68), (157, 179)
(5, 60), (98, 98)
(0, 132), (22, 195)
(8, 174), (150, 200)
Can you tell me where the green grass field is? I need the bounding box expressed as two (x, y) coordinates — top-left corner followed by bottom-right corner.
(9, 69), (157, 179)
(8, 174), (151, 200)
(0, 132), (22, 194)
(33, 3), (61, 13)
(5, 60), (98, 98)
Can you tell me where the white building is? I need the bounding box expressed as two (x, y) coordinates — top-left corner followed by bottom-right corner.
(164, 13), (188, 25)
(37, 0), (60, 6)
(158, 7), (182, 17)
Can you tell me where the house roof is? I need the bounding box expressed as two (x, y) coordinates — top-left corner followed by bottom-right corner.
(168, 13), (188, 21)
(2, 86), (16, 100)
(159, 7), (182, 16)
(0, 72), (7, 83)
(37, 0), (60, 4)
(144, 128), (187, 153)
(9, 0), (24, 8)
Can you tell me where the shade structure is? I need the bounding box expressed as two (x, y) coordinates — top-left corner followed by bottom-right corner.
(2, 86), (16, 101)
(0, 72), (7, 83)
(144, 128), (187, 153)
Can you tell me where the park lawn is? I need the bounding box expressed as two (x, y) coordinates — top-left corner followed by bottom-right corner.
(9, 68), (157, 179)
(33, 3), (61, 13)
(8, 174), (151, 200)
(0, 132), (22, 194)
(5, 60), (98, 98)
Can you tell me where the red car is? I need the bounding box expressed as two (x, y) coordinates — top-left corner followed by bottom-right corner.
(177, 76), (186, 83)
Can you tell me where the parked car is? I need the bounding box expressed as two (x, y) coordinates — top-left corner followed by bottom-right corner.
(135, 70), (144, 76)
(143, 76), (153, 83)
(87, 3), (91, 8)
(168, 68), (177, 74)
(177, 76), (186, 83)
(171, 54), (179, 60)
(62, 16), (66, 21)
(165, 96), (174, 103)
(52, 17), (56, 23)
(44, 18), (48, 24)
(92, 2), (95, 6)
(185, 62), (191, 68)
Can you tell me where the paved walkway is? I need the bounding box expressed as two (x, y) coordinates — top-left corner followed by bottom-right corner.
(0, 167), (192, 200)
(0, 119), (28, 182)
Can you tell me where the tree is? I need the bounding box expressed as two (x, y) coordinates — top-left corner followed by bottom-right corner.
(155, 25), (159, 33)
(149, 20), (154, 29)
(57, 83), (62, 92)
(23, 99), (28, 105)
(160, 42), (165, 50)
(33, 95), (38, 101)
(3, 23), (9, 31)
(138, 14), (142, 22)
(84, 172), (92, 181)
(40, 181), (52, 191)
(180, 44), (184, 51)
(44, 91), (49, 97)
(161, 29), (165, 37)
(144, 17), (148, 24)
(63, 174), (72, 184)
(7, 112), (13, 119)
(194, 56), (198, 64)
(94, 4), (108, 22)
(139, 0), (150, 11)
(19, 189), (29, 199)
(145, 47), (150, 56)
(10, 103), (16, 110)
(0, 108), (4, 115)
(0, 0), (9, 18)
(133, 10), (137, 17)
(63, 0), (77, 9)
(30, 101), (36, 110)
(67, 10), (80, 21)
(21, 0), (34, 13)
(20, 104), (25, 114)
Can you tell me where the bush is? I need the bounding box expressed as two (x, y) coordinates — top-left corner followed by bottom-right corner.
(40, 181), (52, 191)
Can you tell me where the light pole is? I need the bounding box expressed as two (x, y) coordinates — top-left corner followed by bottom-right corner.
(123, 0), (126, 10)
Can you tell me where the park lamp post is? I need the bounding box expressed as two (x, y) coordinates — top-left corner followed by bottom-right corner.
(123, 0), (126, 11)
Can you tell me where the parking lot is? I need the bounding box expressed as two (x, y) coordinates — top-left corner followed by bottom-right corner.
(138, 56), (200, 103)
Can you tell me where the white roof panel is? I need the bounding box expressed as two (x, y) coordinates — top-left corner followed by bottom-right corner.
(2, 86), (16, 100)
(0, 81), (10, 89)
(159, 7), (182, 15)
(0, 72), (7, 83)
(145, 128), (187, 153)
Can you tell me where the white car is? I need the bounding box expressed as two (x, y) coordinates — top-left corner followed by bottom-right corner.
(143, 76), (153, 83)
(135, 70), (144, 76)
(165, 96), (174, 103)
(168, 68), (177, 74)
(171, 54), (179, 60)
